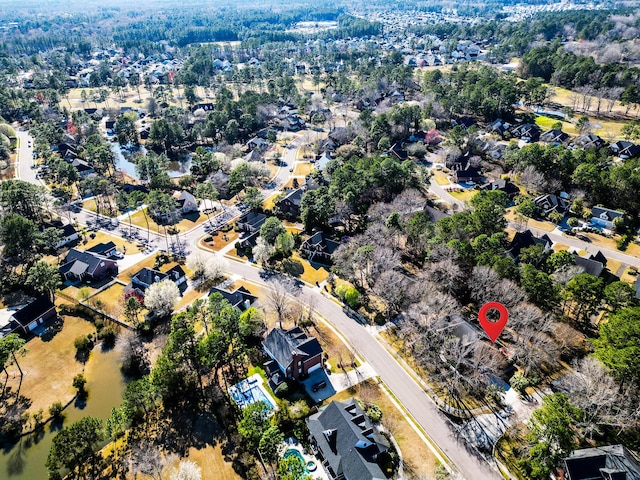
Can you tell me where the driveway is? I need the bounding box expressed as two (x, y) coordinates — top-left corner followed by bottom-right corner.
(299, 362), (377, 404)
(219, 262), (503, 479)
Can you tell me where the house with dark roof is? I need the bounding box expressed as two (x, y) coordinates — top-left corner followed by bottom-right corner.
(507, 230), (552, 260)
(125, 265), (186, 300)
(314, 151), (333, 174)
(452, 163), (482, 184)
(59, 248), (118, 282)
(152, 191), (198, 223)
(453, 116), (476, 130)
(6, 296), (56, 337)
(283, 115), (305, 132)
(87, 241), (118, 258)
(540, 129), (569, 145)
(591, 207), (625, 230)
(237, 211), (266, 233)
(42, 220), (79, 249)
(209, 285), (258, 312)
(562, 445), (640, 480)
(306, 398), (390, 480)
(247, 137), (269, 151)
(276, 188), (304, 216)
(389, 142), (408, 160)
(534, 194), (570, 215)
(71, 158), (95, 177)
(488, 119), (511, 137)
(610, 141), (640, 159)
(122, 183), (149, 195)
(511, 123), (541, 143)
(301, 232), (340, 264)
(573, 252), (607, 278)
(263, 327), (323, 381)
(574, 134), (606, 151)
(478, 179), (519, 198)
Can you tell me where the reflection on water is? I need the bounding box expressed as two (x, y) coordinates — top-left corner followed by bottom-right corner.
(0, 347), (126, 480)
(111, 143), (192, 179)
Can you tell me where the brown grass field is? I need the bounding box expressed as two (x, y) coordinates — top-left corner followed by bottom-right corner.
(4, 315), (95, 414)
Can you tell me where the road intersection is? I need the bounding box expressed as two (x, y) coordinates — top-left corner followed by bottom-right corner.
(23, 128), (626, 479)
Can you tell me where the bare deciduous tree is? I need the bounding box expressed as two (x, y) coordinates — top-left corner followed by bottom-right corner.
(557, 357), (621, 439)
(266, 277), (296, 328)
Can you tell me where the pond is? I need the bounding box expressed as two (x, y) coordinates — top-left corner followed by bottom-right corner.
(0, 347), (126, 480)
(111, 143), (192, 179)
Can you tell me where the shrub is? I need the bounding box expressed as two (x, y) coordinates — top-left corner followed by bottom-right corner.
(74, 335), (93, 352)
(617, 233), (632, 251)
(274, 382), (290, 398)
(366, 403), (382, 422)
(335, 284), (361, 309)
(72, 373), (87, 393)
(204, 235), (213, 242)
(98, 326), (117, 348)
(49, 401), (64, 419)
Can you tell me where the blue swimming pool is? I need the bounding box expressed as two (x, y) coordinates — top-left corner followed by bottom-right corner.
(229, 375), (276, 410)
(284, 449), (313, 473)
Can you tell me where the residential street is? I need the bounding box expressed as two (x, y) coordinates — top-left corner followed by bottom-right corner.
(512, 223), (640, 268)
(17, 128), (636, 480)
(16, 129), (37, 184)
(213, 259), (503, 480)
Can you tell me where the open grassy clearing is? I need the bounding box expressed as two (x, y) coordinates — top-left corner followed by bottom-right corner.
(122, 209), (206, 235)
(534, 115), (577, 134)
(59, 283), (100, 303)
(432, 170), (450, 186)
(88, 283), (125, 319)
(262, 193), (279, 211)
(62, 86), (188, 111)
(173, 445), (242, 480)
(175, 288), (207, 311)
(330, 379), (440, 479)
(449, 188), (478, 203)
(311, 321), (358, 373)
(293, 162), (313, 176)
(1, 151), (17, 180)
(568, 230), (640, 257)
(280, 253), (330, 285)
(204, 229), (239, 251)
(4, 315), (95, 414)
(505, 208), (557, 232)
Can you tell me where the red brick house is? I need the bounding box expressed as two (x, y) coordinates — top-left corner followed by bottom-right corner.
(263, 327), (323, 380)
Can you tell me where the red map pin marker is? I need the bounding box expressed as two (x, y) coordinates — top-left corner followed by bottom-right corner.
(479, 302), (508, 343)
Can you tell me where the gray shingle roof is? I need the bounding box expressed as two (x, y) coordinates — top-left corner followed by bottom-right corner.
(263, 327), (322, 372)
(306, 399), (388, 480)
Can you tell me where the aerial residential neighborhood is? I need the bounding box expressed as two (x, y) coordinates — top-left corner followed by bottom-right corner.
(2, 1), (640, 480)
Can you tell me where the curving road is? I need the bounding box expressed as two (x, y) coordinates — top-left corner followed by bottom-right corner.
(26, 128), (636, 480)
(214, 258), (502, 480)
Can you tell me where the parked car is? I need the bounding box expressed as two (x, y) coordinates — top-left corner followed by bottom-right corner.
(311, 380), (327, 392)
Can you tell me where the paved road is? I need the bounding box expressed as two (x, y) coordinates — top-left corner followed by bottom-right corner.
(22, 128), (626, 480)
(513, 223), (640, 269)
(16, 129), (37, 184)
(219, 259), (502, 480)
(429, 177), (466, 211)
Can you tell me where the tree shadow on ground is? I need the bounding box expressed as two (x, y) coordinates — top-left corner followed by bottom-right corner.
(281, 258), (304, 278)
